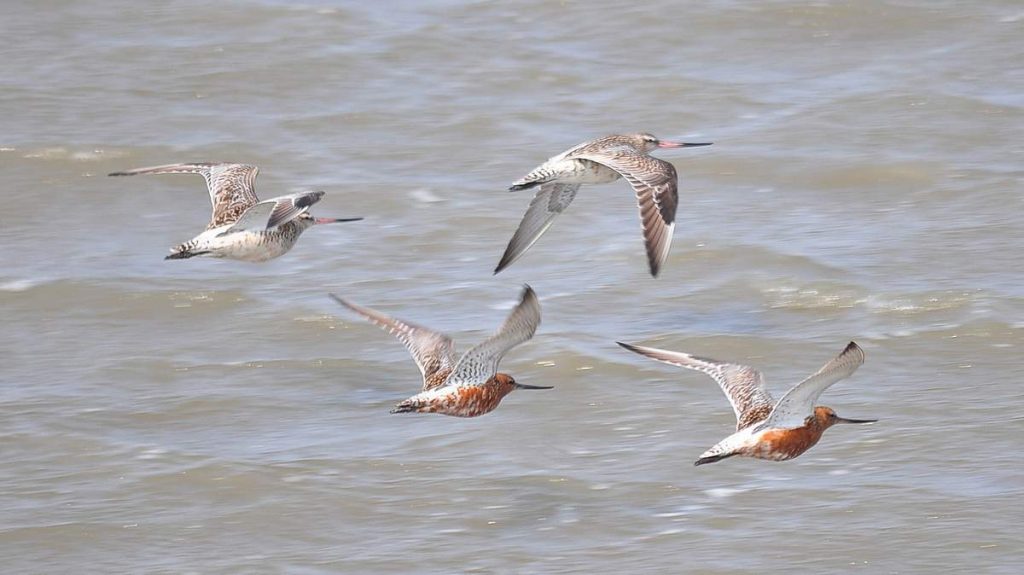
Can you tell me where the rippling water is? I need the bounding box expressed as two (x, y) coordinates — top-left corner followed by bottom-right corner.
(2, 1), (1022, 573)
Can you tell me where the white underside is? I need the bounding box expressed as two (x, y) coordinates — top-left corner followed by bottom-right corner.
(552, 159), (621, 185)
(700, 423), (777, 460)
(178, 226), (297, 262)
(514, 157), (622, 188)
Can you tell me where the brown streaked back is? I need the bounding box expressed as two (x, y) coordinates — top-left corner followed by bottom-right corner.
(109, 162), (261, 228)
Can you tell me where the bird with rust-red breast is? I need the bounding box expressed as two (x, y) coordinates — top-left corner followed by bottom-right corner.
(331, 285), (549, 418)
(618, 341), (875, 465)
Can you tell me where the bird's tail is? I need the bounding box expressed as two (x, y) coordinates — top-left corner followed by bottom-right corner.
(508, 181), (540, 192)
(390, 398), (426, 414)
(165, 241), (208, 260)
(694, 452), (737, 466)
(694, 436), (744, 466)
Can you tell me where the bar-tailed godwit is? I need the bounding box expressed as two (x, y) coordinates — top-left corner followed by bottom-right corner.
(331, 285), (550, 417)
(617, 341), (875, 465)
(109, 163), (361, 262)
(496, 133), (711, 277)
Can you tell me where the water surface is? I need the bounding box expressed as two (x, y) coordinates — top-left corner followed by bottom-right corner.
(1, 1), (1022, 573)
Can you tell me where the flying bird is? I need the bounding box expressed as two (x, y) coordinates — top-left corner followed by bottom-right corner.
(496, 133), (711, 277)
(331, 285), (550, 417)
(109, 162), (361, 261)
(617, 341), (875, 465)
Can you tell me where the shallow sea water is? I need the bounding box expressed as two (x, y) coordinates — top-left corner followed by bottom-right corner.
(1, 1), (1022, 573)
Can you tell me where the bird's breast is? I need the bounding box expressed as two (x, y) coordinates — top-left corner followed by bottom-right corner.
(437, 384), (506, 417)
(199, 228), (297, 262)
(749, 426), (825, 461)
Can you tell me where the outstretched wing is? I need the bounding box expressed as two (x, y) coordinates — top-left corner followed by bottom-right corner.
(617, 342), (775, 430)
(765, 342), (866, 429)
(442, 285), (541, 387)
(330, 294), (457, 391)
(224, 191), (324, 233)
(574, 151), (678, 277)
(109, 162), (260, 227)
(494, 183), (579, 274)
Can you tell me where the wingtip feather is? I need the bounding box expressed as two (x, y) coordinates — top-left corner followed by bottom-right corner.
(840, 341), (866, 364)
(493, 258), (509, 275)
(521, 283), (535, 299)
(616, 341), (639, 353)
(328, 293), (356, 312)
(494, 240), (524, 274)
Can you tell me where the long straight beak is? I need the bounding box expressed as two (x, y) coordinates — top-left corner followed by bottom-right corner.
(835, 416), (877, 424)
(658, 141), (713, 148)
(514, 383), (553, 390)
(315, 217), (363, 225)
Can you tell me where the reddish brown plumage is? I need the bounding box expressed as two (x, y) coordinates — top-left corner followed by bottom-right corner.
(621, 340), (873, 465)
(333, 286), (547, 418)
(392, 373), (520, 418)
(743, 407), (842, 461)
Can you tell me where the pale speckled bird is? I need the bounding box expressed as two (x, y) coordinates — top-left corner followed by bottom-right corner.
(617, 341), (875, 465)
(496, 133), (711, 277)
(331, 285), (550, 417)
(109, 163), (361, 262)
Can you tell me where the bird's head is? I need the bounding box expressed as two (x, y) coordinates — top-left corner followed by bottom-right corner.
(494, 373), (552, 393)
(813, 406), (877, 429)
(631, 132), (713, 152)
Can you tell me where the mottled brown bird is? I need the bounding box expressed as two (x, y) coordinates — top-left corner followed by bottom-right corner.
(497, 133), (711, 277)
(109, 163), (360, 261)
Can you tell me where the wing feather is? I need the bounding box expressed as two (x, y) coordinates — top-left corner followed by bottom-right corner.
(765, 342), (866, 428)
(330, 295), (457, 390)
(617, 342), (775, 430)
(442, 286), (541, 387)
(495, 184), (579, 273)
(576, 152), (678, 276)
(109, 162), (260, 227)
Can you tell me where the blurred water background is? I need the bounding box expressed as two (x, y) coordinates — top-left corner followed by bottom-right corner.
(1, 1), (1022, 573)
